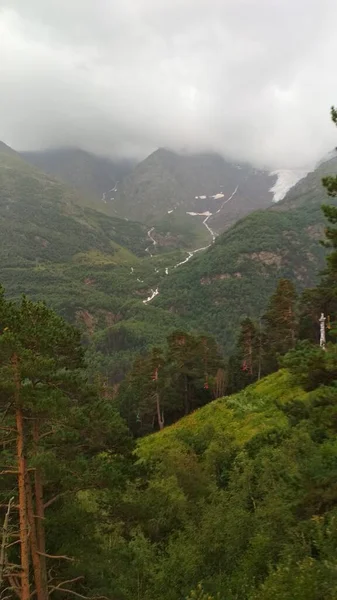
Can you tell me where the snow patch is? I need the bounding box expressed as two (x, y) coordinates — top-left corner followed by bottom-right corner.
(211, 193), (225, 200)
(269, 169), (308, 202)
(167, 209), (173, 213)
(143, 288), (159, 304)
(195, 195), (207, 200)
(186, 211), (212, 217)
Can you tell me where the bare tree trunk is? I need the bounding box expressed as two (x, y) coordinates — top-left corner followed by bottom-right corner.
(15, 401), (30, 600)
(13, 354), (30, 600)
(155, 392), (164, 430)
(26, 474), (46, 600)
(32, 421), (48, 599)
(184, 376), (189, 415)
(0, 497), (14, 586)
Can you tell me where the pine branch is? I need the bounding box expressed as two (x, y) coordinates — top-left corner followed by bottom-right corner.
(5, 539), (21, 549)
(49, 576), (84, 590)
(36, 551), (75, 562)
(6, 576), (21, 600)
(48, 577), (110, 600)
(43, 491), (69, 509)
(49, 588), (109, 600)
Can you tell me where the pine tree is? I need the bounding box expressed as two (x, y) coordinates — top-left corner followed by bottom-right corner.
(263, 279), (297, 370)
(322, 106), (337, 198)
(228, 317), (263, 392)
(0, 288), (131, 599)
(118, 330), (224, 433)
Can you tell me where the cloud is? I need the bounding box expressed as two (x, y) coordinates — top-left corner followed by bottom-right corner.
(0, 0), (337, 168)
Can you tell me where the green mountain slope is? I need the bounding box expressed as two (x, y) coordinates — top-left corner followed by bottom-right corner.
(154, 157), (337, 352)
(21, 147), (135, 202)
(0, 141), (192, 380)
(104, 369), (337, 599)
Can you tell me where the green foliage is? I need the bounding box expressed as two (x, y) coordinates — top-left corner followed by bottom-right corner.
(117, 330), (224, 434)
(0, 287), (132, 598)
(186, 583), (220, 600)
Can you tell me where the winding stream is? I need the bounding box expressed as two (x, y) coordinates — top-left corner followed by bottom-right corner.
(139, 186), (239, 303)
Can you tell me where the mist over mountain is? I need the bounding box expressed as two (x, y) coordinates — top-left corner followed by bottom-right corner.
(1, 1), (337, 169)
(22, 147), (136, 200)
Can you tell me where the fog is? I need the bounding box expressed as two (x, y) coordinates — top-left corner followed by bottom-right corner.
(1, 0), (337, 168)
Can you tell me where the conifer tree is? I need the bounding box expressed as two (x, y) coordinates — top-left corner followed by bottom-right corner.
(263, 279), (297, 370)
(0, 287), (131, 600)
(228, 317), (262, 392)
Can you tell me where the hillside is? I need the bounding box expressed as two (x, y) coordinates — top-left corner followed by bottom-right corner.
(112, 148), (279, 235)
(0, 141), (190, 380)
(152, 156), (337, 351)
(21, 147), (135, 203)
(101, 368), (337, 599)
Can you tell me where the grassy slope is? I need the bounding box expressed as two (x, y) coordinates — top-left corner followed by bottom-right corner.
(127, 369), (337, 600)
(154, 158), (337, 352)
(137, 369), (306, 460)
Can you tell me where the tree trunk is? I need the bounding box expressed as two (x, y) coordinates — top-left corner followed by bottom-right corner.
(0, 497), (14, 586)
(184, 376), (189, 415)
(32, 420), (48, 599)
(26, 474), (46, 600)
(155, 392), (164, 430)
(14, 376), (30, 600)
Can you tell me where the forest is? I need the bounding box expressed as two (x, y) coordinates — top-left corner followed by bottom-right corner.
(1, 110), (337, 600)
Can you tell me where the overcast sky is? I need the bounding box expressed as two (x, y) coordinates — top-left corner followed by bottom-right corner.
(0, 0), (337, 169)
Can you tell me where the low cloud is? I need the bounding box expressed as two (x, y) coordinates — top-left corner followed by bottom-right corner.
(1, 0), (337, 168)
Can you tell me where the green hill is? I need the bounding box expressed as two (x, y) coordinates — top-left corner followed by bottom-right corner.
(154, 157), (337, 352)
(0, 141), (190, 380)
(101, 368), (337, 599)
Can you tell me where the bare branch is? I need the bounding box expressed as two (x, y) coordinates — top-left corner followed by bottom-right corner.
(49, 588), (109, 600)
(44, 491), (69, 509)
(36, 551), (75, 562)
(49, 588), (88, 599)
(7, 575), (21, 599)
(50, 576), (84, 590)
(5, 539), (21, 549)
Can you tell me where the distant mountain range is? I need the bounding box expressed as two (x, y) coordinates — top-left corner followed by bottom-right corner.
(21, 147), (135, 201)
(1, 136), (336, 375)
(20, 145), (309, 245)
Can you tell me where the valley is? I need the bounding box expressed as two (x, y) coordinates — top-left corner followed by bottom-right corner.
(0, 137), (334, 383)
(1, 135), (337, 600)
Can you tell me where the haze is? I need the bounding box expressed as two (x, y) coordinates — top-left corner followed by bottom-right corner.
(1, 0), (337, 169)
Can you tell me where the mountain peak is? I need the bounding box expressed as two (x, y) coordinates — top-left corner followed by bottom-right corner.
(0, 140), (22, 158)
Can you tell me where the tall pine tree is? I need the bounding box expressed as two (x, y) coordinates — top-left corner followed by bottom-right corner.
(263, 279), (297, 371)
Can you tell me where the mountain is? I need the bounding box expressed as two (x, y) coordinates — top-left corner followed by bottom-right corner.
(152, 155), (337, 352)
(0, 141), (150, 264)
(112, 148), (279, 235)
(21, 147), (135, 202)
(0, 140), (191, 380)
